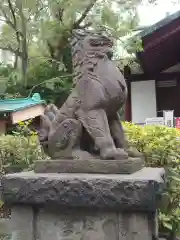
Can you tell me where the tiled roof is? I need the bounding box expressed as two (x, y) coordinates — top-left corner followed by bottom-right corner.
(139, 10), (180, 38)
(0, 93), (45, 113)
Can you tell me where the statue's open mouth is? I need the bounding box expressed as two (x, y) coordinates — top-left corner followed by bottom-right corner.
(90, 36), (113, 48)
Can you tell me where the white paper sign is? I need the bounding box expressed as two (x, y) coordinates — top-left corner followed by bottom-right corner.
(145, 117), (164, 126)
(163, 110), (174, 127)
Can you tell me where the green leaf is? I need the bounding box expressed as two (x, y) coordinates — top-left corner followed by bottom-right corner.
(163, 222), (173, 230)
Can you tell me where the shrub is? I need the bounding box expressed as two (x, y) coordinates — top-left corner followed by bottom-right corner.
(123, 122), (180, 238)
(0, 120), (50, 174)
(124, 122), (180, 167)
(0, 134), (46, 174)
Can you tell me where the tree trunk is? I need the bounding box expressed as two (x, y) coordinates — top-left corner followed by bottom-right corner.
(13, 54), (18, 69)
(17, 0), (28, 87)
(21, 46), (28, 87)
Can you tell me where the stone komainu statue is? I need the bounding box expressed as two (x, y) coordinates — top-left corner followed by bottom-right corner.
(38, 30), (141, 160)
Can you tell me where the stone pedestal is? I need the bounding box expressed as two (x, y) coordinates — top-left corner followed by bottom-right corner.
(2, 167), (165, 240)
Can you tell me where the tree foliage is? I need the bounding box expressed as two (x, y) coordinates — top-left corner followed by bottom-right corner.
(0, 0), (162, 102)
(0, 0), (151, 65)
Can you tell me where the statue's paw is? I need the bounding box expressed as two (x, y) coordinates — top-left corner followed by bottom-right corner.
(72, 149), (96, 160)
(126, 147), (143, 158)
(101, 148), (128, 160)
(115, 148), (129, 160)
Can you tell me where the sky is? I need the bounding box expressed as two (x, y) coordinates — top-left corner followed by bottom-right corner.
(138, 0), (180, 26)
(118, 0), (180, 58)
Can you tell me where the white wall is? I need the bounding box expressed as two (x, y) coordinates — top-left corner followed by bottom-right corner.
(131, 80), (157, 124)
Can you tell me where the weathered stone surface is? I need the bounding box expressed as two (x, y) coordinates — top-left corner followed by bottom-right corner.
(10, 206), (34, 240)
(34, 157), (144, 174)
(2, 167), (165, 211)
(37, 208), (119, 240)
(118, 212), (152, 240)
(7, 206), (154, 240)
(36, 209), (153, 240)
(127, 213), (152, 240)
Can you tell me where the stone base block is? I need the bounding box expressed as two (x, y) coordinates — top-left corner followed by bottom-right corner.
(34, 157), (144, 174)
(2, 167), (165, 211)
(2, 167), (165, 240)
(9, 206), (156, 240)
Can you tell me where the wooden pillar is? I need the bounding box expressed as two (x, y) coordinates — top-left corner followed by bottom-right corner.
(125, 80), (132, 122)
(124, 65), (132, 122)
(0, 120), (7, 135)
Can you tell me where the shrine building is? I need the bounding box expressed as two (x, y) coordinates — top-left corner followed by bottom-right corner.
(124, 11), (180, 124)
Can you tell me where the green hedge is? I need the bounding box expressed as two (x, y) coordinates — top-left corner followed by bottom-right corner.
(123, 122), (180, 168)
(0, 134), (46, 173)
(0, 122), (180, 237)
(123, 122), (180, 237)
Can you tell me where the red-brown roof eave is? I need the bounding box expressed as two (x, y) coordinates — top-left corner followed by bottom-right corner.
(137, 11), (180, 74)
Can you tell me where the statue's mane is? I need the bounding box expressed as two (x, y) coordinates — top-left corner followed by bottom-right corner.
(71, 30), (113, 84)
